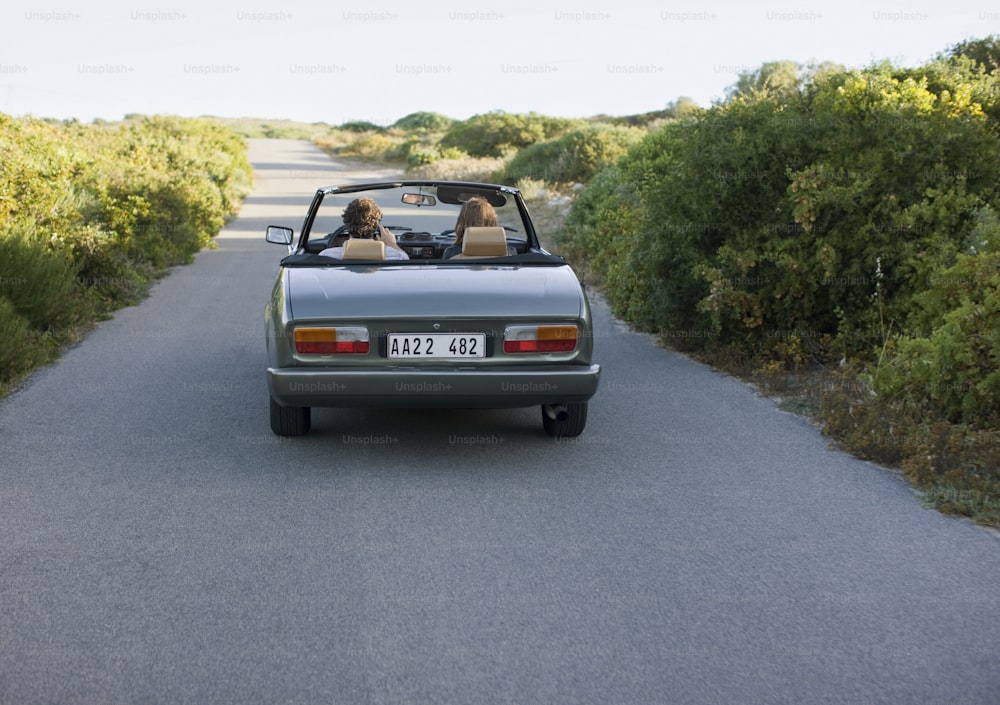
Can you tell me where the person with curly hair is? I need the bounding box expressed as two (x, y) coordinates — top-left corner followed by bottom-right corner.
(442, 196), (500, 258)
(319, 197), (409, 260)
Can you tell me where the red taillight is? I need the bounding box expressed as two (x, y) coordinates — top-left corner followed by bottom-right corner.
(297, 340), (369, 354)
(504, 339), (576, 353)
(294, 327), (369, 354)
(503, 325), (578, 353)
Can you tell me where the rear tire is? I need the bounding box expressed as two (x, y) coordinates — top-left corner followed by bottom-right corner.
(542, 402), (588, 437)
(270, 397), (311, 436)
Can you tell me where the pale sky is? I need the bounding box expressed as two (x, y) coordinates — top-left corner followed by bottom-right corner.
(1, 0), (998, 125)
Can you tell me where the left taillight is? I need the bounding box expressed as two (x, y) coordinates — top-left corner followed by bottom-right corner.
(503, 325), (578, 353)
(293, 326), (369, 354)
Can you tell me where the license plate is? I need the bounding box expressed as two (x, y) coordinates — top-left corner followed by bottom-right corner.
(388, 334), (485, 359)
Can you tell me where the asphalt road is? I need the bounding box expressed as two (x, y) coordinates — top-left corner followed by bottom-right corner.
(1, 139), (998, 705)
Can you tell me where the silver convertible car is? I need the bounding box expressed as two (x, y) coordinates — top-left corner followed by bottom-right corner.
(264, 180), (600, 437)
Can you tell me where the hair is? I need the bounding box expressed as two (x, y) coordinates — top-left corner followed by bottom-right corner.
(453, 196), (498, 245)
(341, 197), (382, 238)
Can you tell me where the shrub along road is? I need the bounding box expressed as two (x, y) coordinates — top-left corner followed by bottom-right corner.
(1, 139), (998, 705)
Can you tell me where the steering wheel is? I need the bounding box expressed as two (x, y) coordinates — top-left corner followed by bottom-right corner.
(324, 223), (412, 240)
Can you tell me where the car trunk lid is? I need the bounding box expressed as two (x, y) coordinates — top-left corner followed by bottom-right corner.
(285, 264), (585, 321)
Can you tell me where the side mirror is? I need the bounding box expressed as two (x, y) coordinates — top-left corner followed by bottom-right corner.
(265, 225), (293, 245)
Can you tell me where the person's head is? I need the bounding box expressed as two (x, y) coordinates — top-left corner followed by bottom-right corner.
(454, 196), (498, 245)
(342, 198), (382, 238)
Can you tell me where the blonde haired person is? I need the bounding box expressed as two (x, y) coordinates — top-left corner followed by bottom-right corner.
(443, 196), (499, 259)
(319, 197), (409, 260)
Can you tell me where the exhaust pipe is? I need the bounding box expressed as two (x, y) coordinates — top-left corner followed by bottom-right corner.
(543, 404), (569, 421)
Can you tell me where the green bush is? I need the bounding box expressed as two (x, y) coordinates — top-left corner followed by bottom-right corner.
(873, 208), (1000, 426)
(0, 229), (88, 380)
(561, 59), (1000, 360)
(69, 225), (151, 306)
(0, 225), (89, 331)
(0, 116), (81, 237)
(559, 118), (723, 335)
(73, 115), (250, 269)
(439, 111), (582, 158)
(501, 124), (644, 185)
(392, 135), (437, 167)
(558, 47), (1000, 521)
(0, 298), (33, 380)
(339, 120), (385, 133)
(0, 112), (252, 393)
(393, 112), (454, 131)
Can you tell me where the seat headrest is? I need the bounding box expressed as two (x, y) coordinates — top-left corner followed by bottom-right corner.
(457, 226), (508, 258)
(342, 238), (386, 260)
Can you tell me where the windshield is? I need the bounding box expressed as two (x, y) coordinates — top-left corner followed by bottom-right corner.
(302, 184), (534, 259)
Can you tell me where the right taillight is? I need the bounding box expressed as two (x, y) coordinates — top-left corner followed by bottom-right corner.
(503, 325), (578, 353)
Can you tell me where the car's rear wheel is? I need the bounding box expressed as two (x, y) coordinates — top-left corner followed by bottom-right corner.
(541, 402), (588, 437)
(270, 397), (311, 436)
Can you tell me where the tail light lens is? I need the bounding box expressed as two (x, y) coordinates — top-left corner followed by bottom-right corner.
(503, 325), (578, 353)
(294, 326), (369, 354)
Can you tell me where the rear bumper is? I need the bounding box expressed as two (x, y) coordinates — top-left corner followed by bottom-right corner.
(267, 364), (601, 409)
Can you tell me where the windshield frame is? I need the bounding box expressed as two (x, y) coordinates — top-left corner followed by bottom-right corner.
(297, 181), (541, 258)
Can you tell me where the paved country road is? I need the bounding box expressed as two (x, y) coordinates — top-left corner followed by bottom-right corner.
(1, 139), (998, 705)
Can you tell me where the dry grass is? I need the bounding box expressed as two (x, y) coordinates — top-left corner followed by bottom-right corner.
(521, 185), (578, 252)
(405, 156), (506, 182)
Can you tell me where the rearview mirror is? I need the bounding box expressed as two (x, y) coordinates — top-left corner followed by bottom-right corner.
(265, 225), (293, 245)
(401, 193), (436, 206)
